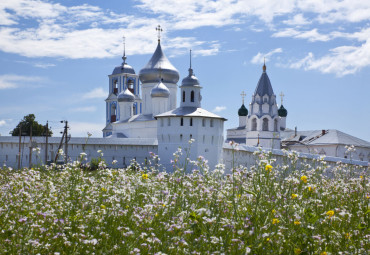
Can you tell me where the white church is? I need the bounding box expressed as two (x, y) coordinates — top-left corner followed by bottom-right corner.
(0, 30), (369, 170)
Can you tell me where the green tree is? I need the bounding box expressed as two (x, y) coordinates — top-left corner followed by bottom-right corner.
(10, 114), (52, 136)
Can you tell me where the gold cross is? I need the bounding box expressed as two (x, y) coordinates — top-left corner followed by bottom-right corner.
(240, 91), (246, 104)
(280, 92), (285, 105)
(156, 25), (163, 42)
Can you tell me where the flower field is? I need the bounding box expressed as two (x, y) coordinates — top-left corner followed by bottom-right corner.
(0, 149), (369, 254)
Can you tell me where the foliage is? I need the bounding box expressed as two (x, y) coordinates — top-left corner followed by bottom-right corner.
(0, 149), (368, 254)
(10, 114), (52, 137)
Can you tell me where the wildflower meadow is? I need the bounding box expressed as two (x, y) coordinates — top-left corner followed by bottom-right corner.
(0, 146), (369, 254)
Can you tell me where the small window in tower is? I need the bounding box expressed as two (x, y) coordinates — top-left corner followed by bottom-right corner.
(180, 117), (184, 126)
(212, 136), (214, 144)
(210, 119), (214, 127)
(167, 118), (171, 126)
(203, 135), (205, 143)
(190, 134), (192, 140)
(274, 119), (278, 132)
(182, 91), (185, 102)
(252, 118), (257, 131)
(191, 90), (194, 102)
(160, 118), (164, 127)
(180, 134), (183, 141)
(190, 118), (193, 126)
(202, 118), (205, 127)
(262, 118), (269, 131)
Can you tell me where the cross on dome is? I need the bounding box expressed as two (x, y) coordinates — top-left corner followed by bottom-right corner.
(156, 25), (163, 42)
(122, 35), (126, 63)
(240, 91), (246, 104)
(280, 91), (285, 105)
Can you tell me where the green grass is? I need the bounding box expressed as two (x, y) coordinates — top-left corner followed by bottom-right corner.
(0, 149), (369, 254)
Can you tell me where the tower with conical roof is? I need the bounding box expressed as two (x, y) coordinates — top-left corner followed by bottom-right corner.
(103, 36), (141, 137)
(246, 63), (280, 148)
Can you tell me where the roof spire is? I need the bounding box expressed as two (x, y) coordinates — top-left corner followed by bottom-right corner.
(156, 25), (163, 43)
(122, 35), (127, 64)
(188, 49), (193, 75)
(263, 57), (266, 72)
(240, 91), (246, 104)
(280, 91), (285, 105)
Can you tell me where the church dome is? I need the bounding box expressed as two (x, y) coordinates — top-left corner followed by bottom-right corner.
(238, 104), (248, 116)
(139, 42), (179, 84)
(151, 80), (170, 98)
(112, 63), (135, 75)
(181, 68), (200, 87)
(278, 105), (288, 117)
(254, 64), (274, 97)
(117, 89), (135, 102)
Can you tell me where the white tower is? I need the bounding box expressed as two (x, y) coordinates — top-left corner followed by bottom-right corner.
(156, 51), (226, 171)
(278, 92), (288, 131)
(151, 78), (170, 116)
(103, 36), (141, 137)
(117, 88), (135, 121)
(246, 63), (281, 149)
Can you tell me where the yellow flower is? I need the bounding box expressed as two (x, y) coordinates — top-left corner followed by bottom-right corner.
(291, 193), (298, 199)
(345, 233), (351, 239)
(265, 164), (273, 172)
(100, 205), (106, 210)
(266, 238), (270, 241)
(294, 220), (301, 225)
(272, 218), (280, 224)
(320, 252), (327, 255)
(300, 175), (308, 183)
(360, 175), (363, 179)
(101, 187), (107, 192)
(294, 248), (302, 254)
(272, 209), (276, 214)
(142, 173), (148, 180)
(162, 204), (166, 207)
(326, 210), (334, 218)
(308, 186), (312, 192)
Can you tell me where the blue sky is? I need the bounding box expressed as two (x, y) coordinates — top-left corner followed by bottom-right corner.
(0, 0), (369, 142)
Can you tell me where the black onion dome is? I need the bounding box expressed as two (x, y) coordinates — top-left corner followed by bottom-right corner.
(278, 105), (288, 117)
(238, 104), (248, 116)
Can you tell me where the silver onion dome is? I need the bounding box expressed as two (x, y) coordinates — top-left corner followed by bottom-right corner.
(139, 42), (179, 84)
(112, 63), (135, 75)
(117, 88), (135, 102)
(151, 79), (170, 98)
(181, 67), (200, 87)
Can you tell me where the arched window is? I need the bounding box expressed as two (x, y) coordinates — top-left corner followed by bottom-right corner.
(190, 118), (193, 126)
(182, 91), (185, 102)
(191, 90), (194, 102)
(252, 118), (257, 131)
(128, 79), (134, 93)
(274, 119), (278, 131)
(180, 117), (183, 126)
(263, 118), (269, 131)
(180, 134), (183, 141)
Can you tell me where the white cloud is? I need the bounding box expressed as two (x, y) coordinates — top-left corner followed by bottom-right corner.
(0, 74), (46, 89)
(70, 106), (97, 112)
(33, 63), (56, 69)
(272, 28), (331, 42)
(0, 120), (7, 127)
(251, 48), (283, 64)
(283, 14), (311, 26)
(213, 106), (226, 112)
(289, 39), (370, 76)
(83, 88), (106, 99)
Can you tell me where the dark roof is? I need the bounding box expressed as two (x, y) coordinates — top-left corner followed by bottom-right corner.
(254, 71), (274, 97)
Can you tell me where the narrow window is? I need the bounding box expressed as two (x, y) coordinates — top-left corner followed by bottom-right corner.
(252, 118), (257, 131)
(190, 134), (192, 140)
(202, 118), (205, 127)
(190, 118), (193, 126)
(182, 91), (185, 102)
(168, 134), (171, 142)
(212, 136), (214, 144)
(180, 134), (183, 141)
(274, 119), (278, 132)
(203, 135), (205, 143)
(263, 118), (269, 131)
(191, 90), (194, 102)
(160, 118), (164, 127)
(167, 118), (171, 126)
(180, 117), (183, 126)
(210, 119), (214, 127)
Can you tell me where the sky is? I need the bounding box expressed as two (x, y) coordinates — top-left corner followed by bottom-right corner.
(0, 0), (369, 142)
